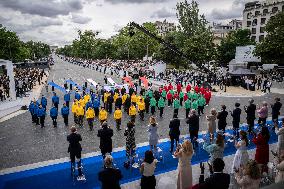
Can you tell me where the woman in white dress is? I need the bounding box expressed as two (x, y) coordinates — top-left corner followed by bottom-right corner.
(174, 140), (193, 189)
(232, 130), (250, 173)
(206, 108), (217, 140)
(148, 116), (159, 152)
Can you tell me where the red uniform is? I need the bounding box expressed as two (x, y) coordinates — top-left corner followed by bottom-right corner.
(186, 84), (191, 92)
(168, 83), (173, 91)
(177, 83), (182, 94)
(204, 91), (210, 104)
(184, 93), (188, 101)
(200, 87), (205, 95)
(174, 93), (179, 99)
(164, 85), (169, 92)
(166, 92), (172, 100)
(194, 85), (199, 93)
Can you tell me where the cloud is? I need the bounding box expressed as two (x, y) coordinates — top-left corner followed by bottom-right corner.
(209, 0), (246, 20)
(151, 7), (176, 18)
(71, 14), (92, 24)
(0, 0), (83, 17)
(105, 0), (169, 4)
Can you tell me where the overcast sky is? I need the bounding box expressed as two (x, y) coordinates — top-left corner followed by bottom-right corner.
(0, 0), (250, 46)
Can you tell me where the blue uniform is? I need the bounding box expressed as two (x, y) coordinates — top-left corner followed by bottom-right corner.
(50, 107), (58, 117)
(41, 97), (47, 108)
(75, 92), (81, 100)
(52, 96), (59, 104)
(61, 106), (69, 116)
(85, 101), (93, 110)
(93, 99), (100, 108)
(64, 93), (70, 102)
(29, 103), (35, 114)
(37, 108), (46, 117)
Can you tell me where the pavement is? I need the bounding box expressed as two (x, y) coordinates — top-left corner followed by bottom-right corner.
(0, 55), (284, 172)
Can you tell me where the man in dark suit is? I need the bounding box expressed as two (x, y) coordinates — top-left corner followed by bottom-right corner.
(271, 97), (282, 127)
(98, 155), (122, 189)
(97, 122), (114, 159)
(67, 126), (83, 177)
(198, 158), (230, 189)
(217, 105), (228, 133)
(169, 113), (180, 153)
(231, 102), (242, 138)
(244, 99), (256, 133)
(186, 109), (199, 149)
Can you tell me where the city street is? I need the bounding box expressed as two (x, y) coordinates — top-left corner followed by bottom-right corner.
(0, 55), (284, 170)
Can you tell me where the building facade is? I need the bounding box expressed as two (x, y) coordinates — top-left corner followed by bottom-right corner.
(242, 0), (284, 43)
(154, 20), (176, 37)
(212, 22), (234, 45)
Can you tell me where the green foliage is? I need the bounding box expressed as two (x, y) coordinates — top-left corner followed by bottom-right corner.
(216, 29), (255, 66)
(255, 12), (284, 65)
(0, 25), (51, 62)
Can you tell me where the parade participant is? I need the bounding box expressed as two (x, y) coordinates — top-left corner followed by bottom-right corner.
(52, 92), (59, 109)
(173, 97), (180, 115)
(177, 82), (182, 94)
(194, 85), (199, 94)
(41, 95), (47, 109)
(158, 96), (165, 118)
(115, 95), (123, 110)
(167, 91), (173, 107)
(192, 91), (198, 101)
(129, 103), (137, 122)
(67, 126), (83, 178)
(50, 105), (58, 127)
(61, 103), (69, 127)
(244, 99), (256, 133)
(217, 105), (228, 133)
(131, 92), (137, 105)
(93, 97), (100, 117)
(99, 107), (108, 125)
(179, 90), (184, 106)
(150, 97), (157, 115)
(72, 100), (78, 124)
(124, 95), (131, 115)
(197, 94), (206, 116)
(122, 93), (127, 105)
(169, 114), (180, 153)
(86, 107), (95, 131)
(144, 95), (150, 114)
(97, 122), (113, 159)
(204, 89), (211, 105)
(114, 107), (122, 130)
(184, 97), (191, 118)
(75, 91), (81, 100)
(186, 83), (191, 93)
(231, 103), (242, 138)
(271, 98), (282, 127)
(137, 98), (145, 121)
(29, 100), (37, 123)
(37, 104), (46, 128)
(76, 103), (85, 127)
(85, 100), (93, 111)
(121, 86), (126, 95)
(103, 91), (110, 108)
(64, 91), (71, 107)
(113, 92), (119, 104)
(107, 94), (114, 114)
(161, 88), (166, 100)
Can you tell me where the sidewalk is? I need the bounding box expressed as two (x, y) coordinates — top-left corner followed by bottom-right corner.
(0, 72), (49, 120)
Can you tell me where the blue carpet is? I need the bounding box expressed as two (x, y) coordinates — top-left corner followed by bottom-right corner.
(0, 120), (281, 189)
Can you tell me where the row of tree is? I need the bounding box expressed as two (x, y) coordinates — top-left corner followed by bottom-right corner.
(0, 25), (51, 63)
(57, 0), (283, 67)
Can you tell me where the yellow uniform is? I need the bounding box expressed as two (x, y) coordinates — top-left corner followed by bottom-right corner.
(104, 92), (110, 103)
(122, 94), (127, 104)
(84, 94), (91, 104)
(131, 94), (137, 103)
(137, 101), (145, 111)
(79, 98), (85, 107)
(114, 93), (119, 103)
(76, 106), (85, 116)
(129, 105), (137, 116)
(114, 109), (122, 120)
(99, 109), (108, 122)
(71, 102), (78, 115)
(86, 108), (95, 119)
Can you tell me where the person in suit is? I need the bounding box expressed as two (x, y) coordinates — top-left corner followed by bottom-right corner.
(169, 113), (181, 153)
(67, 126), (83, 177)
(187, 110), (200, 150)
(271, 98), (282, 127)
(97, 122), (114, 159)
(217, 105), (228, 133)
(244, 99), (256, 133)
(231, 102), (242, 138)
(98, 155), (122, 189)
(198, 158), (230, 189)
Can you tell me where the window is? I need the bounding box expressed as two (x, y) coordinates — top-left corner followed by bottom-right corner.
(247, 21), (251, 27)
(272, 7), (278, 13)
(282, 5), (284, 12)
(260, 27), (265, 33)
(252, 19), (257, 26)
(255, 11), (260, 16)
(259, 35), (265, 42)
(252, 28), (256, 34)
(247, 13), (251, 19)
(261, 18), (266, 24)
(263, 9), (268, 14)
(251, 36), (256, 41)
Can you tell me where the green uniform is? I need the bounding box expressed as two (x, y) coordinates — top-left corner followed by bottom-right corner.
(162, 90), (166, 98)
(150, 97), (156, 107)
(184, 99), (191, 109)
(179, 91), (184, 99)
(169, 89), (174, 95)
(173, 99), (180, 109)
(158, 98), (165, 108)
(147, 90), (153, 98)
(192, 92), (198, 100)
(192, 100), (198, 110)
(187, 92), (192, 100)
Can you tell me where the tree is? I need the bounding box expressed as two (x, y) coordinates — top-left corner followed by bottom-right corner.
(217, 29), (255, 66)
(255, 12), (284, 65)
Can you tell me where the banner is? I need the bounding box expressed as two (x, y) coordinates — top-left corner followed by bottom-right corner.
(140, 76), (148, 89)
(107, 77), (116, 86)
(48, 82), (66, 93)
(87, 79), (98, 87)
(123, 77), (134, 87)
(66, 79), (83, 91)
